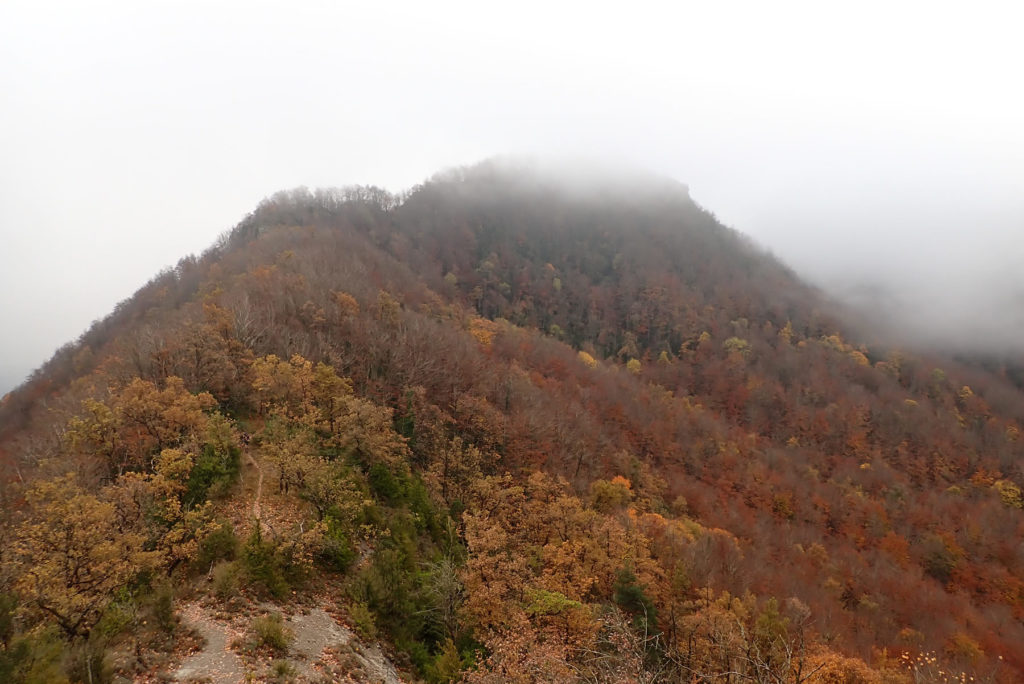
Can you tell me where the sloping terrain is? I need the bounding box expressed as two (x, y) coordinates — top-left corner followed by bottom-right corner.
(1, 160), (1023, 682)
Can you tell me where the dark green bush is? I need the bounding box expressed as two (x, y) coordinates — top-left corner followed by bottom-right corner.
(316, 515), (357, 572)
(368, 462), (402, 503)
(613, 566), (658, 633)
(184, 444), (241, 506)
(196, 519), (240, 570)
(242, 526), (303, 599)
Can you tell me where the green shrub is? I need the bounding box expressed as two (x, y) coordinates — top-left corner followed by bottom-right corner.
(212, 561), (240, 600)
(196, 519), (240, 570)
(368, 463), (402, 503)
(405, 640), (432, 677)
(0, 625), (68, 684)
(94, 589), (136, 640)
(252, 613), (292, 653)
(429, 638), (465, 683)
(151, 583), (177, 634)
(348, 601), (377, 641)
(406, 477), (442, 539)
(242, 526), (291, 599)
(184, 443), (241, 506)
(613, 566), (658, 633)
(356, 502), (385, 529)
(921, 534), (960, 585)
(269, 659), (296, 682)
(316, 515), (357, 573)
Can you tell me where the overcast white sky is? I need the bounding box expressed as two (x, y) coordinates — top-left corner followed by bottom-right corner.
(2, 0), (1023, 394)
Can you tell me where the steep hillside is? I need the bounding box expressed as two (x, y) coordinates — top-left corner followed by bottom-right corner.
(1, 160), (1023, 683)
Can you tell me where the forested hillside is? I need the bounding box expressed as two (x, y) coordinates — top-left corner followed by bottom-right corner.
(1, 160), (1022, 683)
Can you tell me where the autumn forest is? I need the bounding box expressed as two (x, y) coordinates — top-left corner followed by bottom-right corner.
(1, 160), (1023, 683)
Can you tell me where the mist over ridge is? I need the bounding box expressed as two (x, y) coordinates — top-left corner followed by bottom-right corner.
(735, 191), (1024, 356)
(3, 154), (1023, 399)
(5, 1), (1024, 397)
(428, 155), (1024, 358)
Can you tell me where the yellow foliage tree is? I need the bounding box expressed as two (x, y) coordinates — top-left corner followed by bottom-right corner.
(10, 475), (160, 639)
(104, 448), (218, 574)
(66, 377), (215, 475)
(251, 354), (316, 418)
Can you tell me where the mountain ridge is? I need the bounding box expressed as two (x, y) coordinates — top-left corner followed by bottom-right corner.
(1, 159), (1022, 682)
